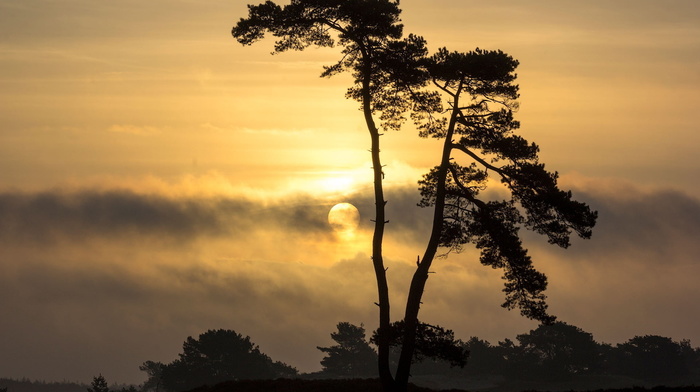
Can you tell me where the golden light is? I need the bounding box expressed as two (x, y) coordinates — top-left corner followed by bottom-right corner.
(319, 176), (355, 194)
(303, 168), (368, 196)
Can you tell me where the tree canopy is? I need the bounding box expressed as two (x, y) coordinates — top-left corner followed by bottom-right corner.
(159, 329), (297, 392)
(233, 0), (429, 125)
(138, 361), (164, 392)
(392, 44), (596, 388)
(412, 47), (597, 323)
(612, 335), (695, 381)
(505, 322), (601, 380)
(87, 375), (110, 392)
(371, 321), (468, 368)
(317, 322), (378, 377)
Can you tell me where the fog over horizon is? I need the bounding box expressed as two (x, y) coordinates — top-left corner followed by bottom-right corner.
(1, 177), (699, 385)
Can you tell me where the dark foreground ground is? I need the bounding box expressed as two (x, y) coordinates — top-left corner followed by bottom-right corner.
(187, 379), (438, 392)
(187, 379), (700, 392)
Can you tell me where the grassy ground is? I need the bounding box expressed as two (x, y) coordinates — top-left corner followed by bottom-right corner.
(186, 378), (700, 392)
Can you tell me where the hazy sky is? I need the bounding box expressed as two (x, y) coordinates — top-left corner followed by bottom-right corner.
(1, 0), (700, 385)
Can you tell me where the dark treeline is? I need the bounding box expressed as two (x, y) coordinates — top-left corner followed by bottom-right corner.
(2, 322), (699, 392)
(0, 379), (136, 392)
(309, 322), (700, 391)
(0, 378), (140, 392)
(135, 322), (699, 392)
(0, 379), (87, 392)
(404, 322), (700, 390)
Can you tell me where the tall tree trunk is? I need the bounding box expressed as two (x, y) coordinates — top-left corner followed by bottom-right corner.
(361, 66), (394, 391)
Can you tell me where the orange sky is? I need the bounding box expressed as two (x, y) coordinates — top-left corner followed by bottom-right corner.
(1, 0), (700, 385)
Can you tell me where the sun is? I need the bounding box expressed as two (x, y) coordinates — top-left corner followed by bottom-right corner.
(328, 202), (360, 239)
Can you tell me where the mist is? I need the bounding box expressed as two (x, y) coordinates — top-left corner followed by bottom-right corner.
(1, 177), (699, 384)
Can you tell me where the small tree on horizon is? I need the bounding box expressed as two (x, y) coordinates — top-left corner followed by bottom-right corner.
(507, 322), (601, 380)
(612, 335), (693, 382)
(317, 322), (378, 378)
(158, 329), (297, 392)
(87, 374), (109, 392)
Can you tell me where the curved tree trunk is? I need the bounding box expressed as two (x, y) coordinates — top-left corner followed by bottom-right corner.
(393, 82), (463, 392)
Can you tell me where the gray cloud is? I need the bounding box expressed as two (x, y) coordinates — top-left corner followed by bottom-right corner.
(368, 181), (700, 266)
(591, 188), (700, 254)
(0, 189), (332, 245)
(0, 248), (380, 384)
(530, 185), (700, 263)
(349, 185), (433, 241)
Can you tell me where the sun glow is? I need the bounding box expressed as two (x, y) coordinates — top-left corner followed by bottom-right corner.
(302, 168), (369, 196)
(319, 176), (355, 194)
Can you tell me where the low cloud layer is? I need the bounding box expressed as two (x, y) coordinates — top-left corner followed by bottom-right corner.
(0, 189), (332, 244)
(1, 180), (699, 384)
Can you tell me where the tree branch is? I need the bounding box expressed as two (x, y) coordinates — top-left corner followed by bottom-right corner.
(451, 143), (505, 175)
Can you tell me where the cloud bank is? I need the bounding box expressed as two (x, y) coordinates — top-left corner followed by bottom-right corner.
(1, 179), (699, 384)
